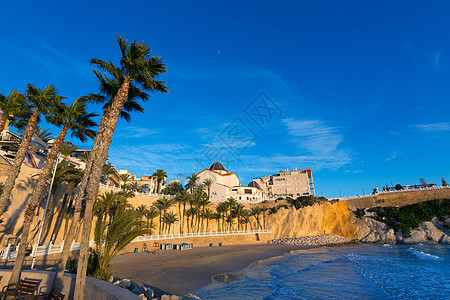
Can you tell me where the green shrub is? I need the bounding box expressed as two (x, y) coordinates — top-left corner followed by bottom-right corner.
(354, 208), (366, 219)
(65, 255), (77, 273)
(369, 198), (450, 235)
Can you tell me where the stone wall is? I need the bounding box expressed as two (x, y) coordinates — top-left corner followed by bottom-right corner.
(343, 188), (450, 209)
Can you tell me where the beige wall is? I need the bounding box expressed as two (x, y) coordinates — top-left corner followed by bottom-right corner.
(343, 188), (450, 209)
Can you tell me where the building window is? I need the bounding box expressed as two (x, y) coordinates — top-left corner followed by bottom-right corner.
(244, 189), (252, 194)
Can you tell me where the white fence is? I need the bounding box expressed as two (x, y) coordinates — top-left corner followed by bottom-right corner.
(330, 185), (450, 201)
(98, 183), (174, 198)
(0, 229), (271, 261)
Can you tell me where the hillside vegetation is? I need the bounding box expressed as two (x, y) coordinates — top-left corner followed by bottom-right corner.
(368, 198), (450, 235)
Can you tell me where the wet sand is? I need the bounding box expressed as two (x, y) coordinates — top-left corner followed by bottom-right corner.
(111, 244), (315, 296)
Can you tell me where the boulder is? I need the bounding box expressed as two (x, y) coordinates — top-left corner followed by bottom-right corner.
(183, 293), (201, 299)
(161, 295), (182, 300)
(395, 231), (403, 243)
(356, 217), (395, 243)
(129, 282), (144, 295)
(114, 278), (132, 289)
(422, 222), (444, 242)
(439, 234), (450, 245)
(403, 228), (427, 244)
(142, 284), (155, 299)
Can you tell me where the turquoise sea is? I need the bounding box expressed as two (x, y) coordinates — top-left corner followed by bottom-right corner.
(197, 244), (449, 299)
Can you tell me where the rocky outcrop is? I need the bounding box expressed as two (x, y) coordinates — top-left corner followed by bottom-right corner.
(113, 279), (154, 299)
(113, 278), (201, 300)
(354, 216), (450, 244)
(401, 218), (449, 244)
(354, 217), (396, 243)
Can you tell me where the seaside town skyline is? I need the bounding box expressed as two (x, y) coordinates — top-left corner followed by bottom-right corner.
(1, 1), (450, 198)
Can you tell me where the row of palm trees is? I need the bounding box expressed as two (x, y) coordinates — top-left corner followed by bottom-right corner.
(134, 190), (270, 236)
(0, 35), (168, 299)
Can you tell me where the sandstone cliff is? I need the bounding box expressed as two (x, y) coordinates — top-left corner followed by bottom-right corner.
(266, 201), (359, 239)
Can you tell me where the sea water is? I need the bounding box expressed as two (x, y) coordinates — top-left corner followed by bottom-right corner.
(197, 244), (449, 299)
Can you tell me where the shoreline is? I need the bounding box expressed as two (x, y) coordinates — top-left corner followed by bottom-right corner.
(111, 241), (359, 297)
(111, 244), (315, 296)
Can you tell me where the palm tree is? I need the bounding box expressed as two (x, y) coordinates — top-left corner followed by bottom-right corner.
(233, 204), (246, 231)
(0, 90), (31, 133)
(185, 173), (200, 193)
(152, 169), (167, 194)
(0, 85), (61, 216)
(136, 204), (148, 218)
(155, 197), (174, 234)
(18, 126), (53, 143)
(93, 209), (152, 281)
(144, 207), (159, 233)
(59, 142), (78, 159)
(203, 178), (213, 200)
(225, 197), (237, 230)
(261, 206), (269, 229)
(212, 212), (221, 232)
(199, 197), (211, 232)
(55, 36), (167, 296)
(9, 99), (96, 284)
(94, 191), (122, 223)
(216, 202), (228, 232)
(175, 191), (190, 234)
(202, 208), (214, 232)
(164, 212), (178, 234)
(120, 173), (131, 185)
(101, 163), (116, 184)
(251, 207), (263, 229)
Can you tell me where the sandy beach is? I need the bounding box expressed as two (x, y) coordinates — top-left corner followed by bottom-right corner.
(111, 243), (319, 296)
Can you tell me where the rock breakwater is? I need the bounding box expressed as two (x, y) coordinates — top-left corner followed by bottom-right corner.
(268, 234), (355, 246)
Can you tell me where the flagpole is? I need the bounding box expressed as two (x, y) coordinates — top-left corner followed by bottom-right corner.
(31, 153), (60, 269)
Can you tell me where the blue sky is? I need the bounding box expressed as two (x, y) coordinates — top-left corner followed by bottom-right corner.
(1, 1), (449, 197)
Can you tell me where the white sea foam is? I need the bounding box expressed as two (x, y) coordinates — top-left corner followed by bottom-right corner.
(408, 247), (442, 260)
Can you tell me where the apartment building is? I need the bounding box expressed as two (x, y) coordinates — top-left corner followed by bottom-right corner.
(251, 168), (315, 199)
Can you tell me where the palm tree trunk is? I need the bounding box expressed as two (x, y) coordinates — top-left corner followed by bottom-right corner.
(182, 204), (186, 234)
(9, 118), (67, 284)
(0, 115), (8, 133)
(178, 203), (182, 234)
(9, 214), (33, 284)
(158, 212), (162, 235)
(0, 109), (39, 215)
(53, 99), (114, 291)
(74, 78), (130, 300)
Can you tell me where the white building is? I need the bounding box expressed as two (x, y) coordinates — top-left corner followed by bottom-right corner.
(197, 162), (264, 203)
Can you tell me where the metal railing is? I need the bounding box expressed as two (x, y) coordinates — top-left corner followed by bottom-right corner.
(330, 185), (450, 201)
(0, 229), (272, 261)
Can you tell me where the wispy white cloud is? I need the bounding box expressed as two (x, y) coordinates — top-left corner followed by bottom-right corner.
(433, 51), (441, 72)
(281, 118), (351, 170)
(385, 151), (401, 161)
(1, 38), (90, 77)
(410, 122), (450, 132)
(117, 126), (160, 138)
